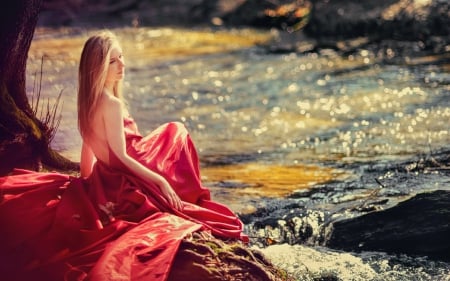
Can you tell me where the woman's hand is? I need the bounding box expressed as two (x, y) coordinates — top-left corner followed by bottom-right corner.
(158, 178), (183, 211)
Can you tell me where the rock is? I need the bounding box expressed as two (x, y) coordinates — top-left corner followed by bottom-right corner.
(220, 0), (312, 31)
(304, 0), (450, 40)
(325, 190), (450, 261)
(167, 231), (295, 281)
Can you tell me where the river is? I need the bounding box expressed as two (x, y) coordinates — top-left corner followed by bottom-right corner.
(27, 26), (450, 280)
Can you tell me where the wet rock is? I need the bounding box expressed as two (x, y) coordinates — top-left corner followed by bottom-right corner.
(325, 190), (450, 261)
(244, 204), (329, 247)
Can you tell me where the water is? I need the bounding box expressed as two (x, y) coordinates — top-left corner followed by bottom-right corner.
(27, 27), (450, 280)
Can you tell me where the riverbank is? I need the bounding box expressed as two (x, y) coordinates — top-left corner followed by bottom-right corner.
(38, 0), (449, 58)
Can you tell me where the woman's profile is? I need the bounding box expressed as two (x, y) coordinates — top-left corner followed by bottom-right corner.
(0, 31), (247, 281)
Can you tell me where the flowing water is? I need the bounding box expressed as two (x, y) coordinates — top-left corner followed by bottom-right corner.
(27, 27), (450, 280)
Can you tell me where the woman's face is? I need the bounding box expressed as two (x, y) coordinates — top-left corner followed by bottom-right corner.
(106, 45), (125, 84)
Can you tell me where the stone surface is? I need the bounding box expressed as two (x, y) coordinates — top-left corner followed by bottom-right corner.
(325, 190), (450, 261)
(304, 0), (449, 40)
(168, 231), (295, 281)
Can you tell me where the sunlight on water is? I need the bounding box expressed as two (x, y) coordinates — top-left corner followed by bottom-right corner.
(27, 26), (449, 174)
(26, 25), (449, 180)
(202, 162), (348, 197)
(30, 27), (272, 64)
(27, 26), (450, 281)
(26, 27), (273, 161)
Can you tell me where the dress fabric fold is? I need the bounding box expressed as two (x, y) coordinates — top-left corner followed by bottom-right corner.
(0, 118), (247, 281)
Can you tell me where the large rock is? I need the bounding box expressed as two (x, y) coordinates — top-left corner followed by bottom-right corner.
(168, 231), (294, 281)
(304, 0), (450, 40)
(325, 190), (450, 261)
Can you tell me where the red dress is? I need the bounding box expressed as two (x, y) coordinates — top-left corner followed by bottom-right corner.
(0, 118), (247, 281)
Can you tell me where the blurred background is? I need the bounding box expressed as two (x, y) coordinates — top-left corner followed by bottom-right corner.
(28, 1), (450, 280)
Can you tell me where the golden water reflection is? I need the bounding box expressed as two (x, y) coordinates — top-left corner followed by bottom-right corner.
(31, 27), (272, 65)
(202, 162), (348, 198)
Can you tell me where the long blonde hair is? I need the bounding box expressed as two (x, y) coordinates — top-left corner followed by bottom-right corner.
(77, 31), (124, 139)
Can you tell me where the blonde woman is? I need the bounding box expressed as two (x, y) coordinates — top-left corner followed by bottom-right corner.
(77, 31), (183, 211)
(0, 31), (246, 281)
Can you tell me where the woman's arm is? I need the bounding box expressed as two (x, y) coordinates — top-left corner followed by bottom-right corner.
(80, 141), (96, 178)
(101, 94), (182, 210)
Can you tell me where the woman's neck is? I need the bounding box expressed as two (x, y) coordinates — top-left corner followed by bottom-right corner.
(104, 83), (114, 94)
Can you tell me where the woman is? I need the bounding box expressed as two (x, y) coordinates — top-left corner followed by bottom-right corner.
(77, 31), (184, 213)
(0, 31), (246, 281)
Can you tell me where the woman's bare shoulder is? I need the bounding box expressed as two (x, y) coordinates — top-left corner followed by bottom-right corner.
(97, 91), (122, 113)
(100, 91), (121, 105)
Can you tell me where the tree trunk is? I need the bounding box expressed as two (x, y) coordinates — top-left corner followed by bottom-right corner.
(0, 0), (78, 175)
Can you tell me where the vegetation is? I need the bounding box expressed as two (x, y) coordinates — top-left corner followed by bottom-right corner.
(0, 0), (78, 175)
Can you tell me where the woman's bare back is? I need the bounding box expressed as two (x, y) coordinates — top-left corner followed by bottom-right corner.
(82, 92), (129, 171)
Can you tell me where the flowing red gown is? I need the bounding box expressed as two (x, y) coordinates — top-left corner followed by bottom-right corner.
(0, 118), (247, 281)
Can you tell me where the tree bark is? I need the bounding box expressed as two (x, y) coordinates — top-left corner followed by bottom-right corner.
(0, 0), (78, 175)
